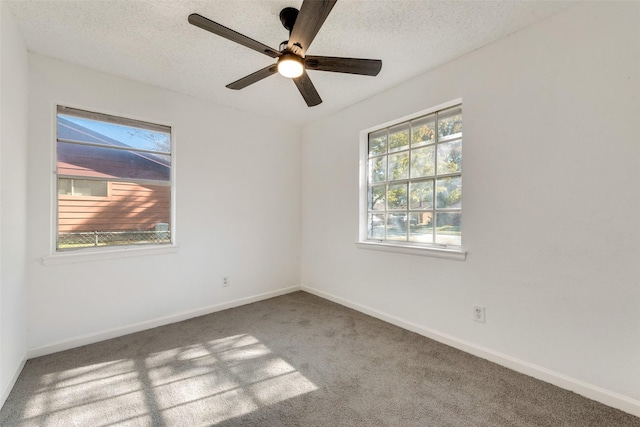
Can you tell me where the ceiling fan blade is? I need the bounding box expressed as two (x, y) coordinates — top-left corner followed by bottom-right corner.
(293, 71), (322, 107)
(305, 56), (382, 76)
(287, 0), (337, 56)
(188, 13), (281, 59)
(226, 65), (278, 90)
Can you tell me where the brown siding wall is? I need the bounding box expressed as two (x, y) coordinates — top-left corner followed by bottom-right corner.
(58, 182), (170, 232)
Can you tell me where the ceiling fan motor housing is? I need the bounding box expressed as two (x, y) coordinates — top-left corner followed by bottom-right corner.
(279, 7), (299, 34)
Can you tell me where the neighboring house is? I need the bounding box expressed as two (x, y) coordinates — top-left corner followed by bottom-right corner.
(57, 117), (170, 234)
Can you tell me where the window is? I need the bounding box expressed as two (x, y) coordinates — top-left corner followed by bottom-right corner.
(56, 106), (172, 251)
(58, 178), (108, 198)
(360, 102), (462, 252)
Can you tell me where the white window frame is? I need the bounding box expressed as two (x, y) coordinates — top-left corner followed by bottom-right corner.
(357, 99), (466, 261)
(42, 104), (178, 265)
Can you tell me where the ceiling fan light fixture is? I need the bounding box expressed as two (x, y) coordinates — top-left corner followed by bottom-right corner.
(277, 54), (304, 78)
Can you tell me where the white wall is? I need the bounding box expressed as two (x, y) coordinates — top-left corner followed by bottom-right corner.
(4, 0), (639, 417)
(0, 2), (29, 407)
(26, 54), (302, 352)
(301, 1), (640, 411)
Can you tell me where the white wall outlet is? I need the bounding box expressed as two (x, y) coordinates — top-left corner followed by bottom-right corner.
(474, 306), (486, 323)
(222, 276), (230, 287)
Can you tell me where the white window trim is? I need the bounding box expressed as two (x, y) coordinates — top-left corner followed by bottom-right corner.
(357, 98), (467, 260)
(355, 241), (466, 260)
(47, 102), (179, 263)
(42, 245), (180, 265)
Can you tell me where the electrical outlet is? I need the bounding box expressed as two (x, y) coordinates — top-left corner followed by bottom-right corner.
(474, 306), (486, 323)
(222, 276), (230, 287)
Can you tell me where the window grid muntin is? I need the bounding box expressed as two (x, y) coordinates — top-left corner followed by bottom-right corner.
(367, 105), (462, 247)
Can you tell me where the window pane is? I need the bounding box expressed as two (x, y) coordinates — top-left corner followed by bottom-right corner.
(388, 123), (409, 152)
(57, 181), (171, 249)
(437, 139), (462, 175)
(369, 185), (386, 210)
(386, 213), (407, 241)
(411, 114), (436, 148)
(410, 145), (435, 178)
(409, 212), (433, 243)
(438, 106), (462, 141)
(72, 179), (107, 197)
(435, 212), (461, 246)
(368, 213), (385, 239)
(368, 157), (386, 183)
(368, 130), (387, 156)
(387, 183), (407, 210)
(57, 142), (171, 183)
(58, 114), (171, 153)
(58, 178), (72, 195)
(388, 152), (409, 180)
(410, 180), (433, 210)
(436, 176), (462, 209)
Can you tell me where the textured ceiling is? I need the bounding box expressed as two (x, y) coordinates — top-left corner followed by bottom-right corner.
(6, 0), (572, 126)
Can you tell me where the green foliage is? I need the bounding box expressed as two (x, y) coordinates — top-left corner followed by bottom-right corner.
(368, 132), (387, 156)
(410, 180), (433, 210)
(411, 146), (435, 178)
(369, 157), (386, 183)
(436, 177), (462, 209)
(388, 184), (407, 209)
(389, 128), (409, 151)
(389, 153), (409, 180)
(438, 109), (462, 139)
(411, 117), (435, 145)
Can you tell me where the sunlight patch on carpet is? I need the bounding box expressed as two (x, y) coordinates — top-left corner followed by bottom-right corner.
(20, 334), (317, 426)
(150, 334), (318, 425)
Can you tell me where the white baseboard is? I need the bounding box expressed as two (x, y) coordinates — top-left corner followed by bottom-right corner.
(28, 285), (301, 359)
(22, 284), (640, 418)
(1, 354), (26, 410)
(301, 285), (640, 418)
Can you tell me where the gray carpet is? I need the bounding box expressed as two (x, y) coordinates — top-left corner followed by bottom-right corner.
(1, 291), (639, 426)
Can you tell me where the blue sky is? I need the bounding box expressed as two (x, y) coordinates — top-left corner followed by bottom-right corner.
(60, 115), (170, 153)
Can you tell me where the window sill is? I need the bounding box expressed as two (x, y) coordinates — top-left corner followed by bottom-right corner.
(42, 245), (179, 265)
(356, 241), (467, 261)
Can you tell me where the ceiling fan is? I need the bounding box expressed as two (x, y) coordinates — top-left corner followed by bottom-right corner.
(188, 0), (382, 107)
